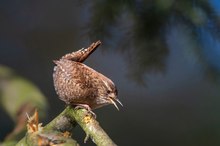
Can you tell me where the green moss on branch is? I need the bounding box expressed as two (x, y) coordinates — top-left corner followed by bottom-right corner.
(16, 106), (116, 146)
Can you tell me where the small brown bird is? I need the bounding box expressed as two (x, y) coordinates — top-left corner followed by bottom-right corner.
(53, 41), (122, 113)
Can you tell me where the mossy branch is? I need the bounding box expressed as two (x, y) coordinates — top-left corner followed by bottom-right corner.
(16, 106), (116, 146)
(71, 107), (117, 146)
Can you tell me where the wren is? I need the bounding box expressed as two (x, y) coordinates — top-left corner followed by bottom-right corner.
(53, 41), (122, 112)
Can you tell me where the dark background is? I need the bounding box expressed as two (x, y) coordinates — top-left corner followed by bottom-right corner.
(1, 0), (220, 145)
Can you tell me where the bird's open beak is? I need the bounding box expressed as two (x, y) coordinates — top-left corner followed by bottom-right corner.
(108, 97), (123, 111)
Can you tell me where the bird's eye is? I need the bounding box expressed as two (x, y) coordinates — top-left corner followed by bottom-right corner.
(107, 90), (111, 94)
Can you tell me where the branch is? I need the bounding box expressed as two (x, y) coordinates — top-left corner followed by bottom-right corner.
(71, 107), (117, 146)
(16, 106), (116, 146)
(45, 106), (117, 146)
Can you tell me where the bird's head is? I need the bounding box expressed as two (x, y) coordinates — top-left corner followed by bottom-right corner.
(97, 79), (123, 110)
(106, 88), (123, 110)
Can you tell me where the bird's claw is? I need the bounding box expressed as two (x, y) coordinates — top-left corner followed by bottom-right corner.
(74, 104), (96, 118)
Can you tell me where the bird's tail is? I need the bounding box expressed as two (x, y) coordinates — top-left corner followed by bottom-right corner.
(61, 40), (101, 62)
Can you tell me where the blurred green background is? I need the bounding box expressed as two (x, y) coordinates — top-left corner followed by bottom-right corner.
(1, 0), (220, 145)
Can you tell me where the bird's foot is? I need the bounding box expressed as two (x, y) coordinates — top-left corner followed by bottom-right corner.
(74, 104), (96, 118)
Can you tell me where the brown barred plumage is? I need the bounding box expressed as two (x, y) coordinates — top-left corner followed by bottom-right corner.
(53, 41), (122, 111)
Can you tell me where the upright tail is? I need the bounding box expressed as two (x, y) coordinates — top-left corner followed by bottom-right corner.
(61, 40), (101, 62)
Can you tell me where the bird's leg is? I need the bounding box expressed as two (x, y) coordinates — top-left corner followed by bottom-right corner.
(61, 40), (101, 62)
(74, 104), (96, 118)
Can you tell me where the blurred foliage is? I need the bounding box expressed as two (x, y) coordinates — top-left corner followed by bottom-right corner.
(1, 0), (219, 84)
(0, 65), (48, 144)
(0, 65), (47, 120)
(85, 0), (220, 83)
